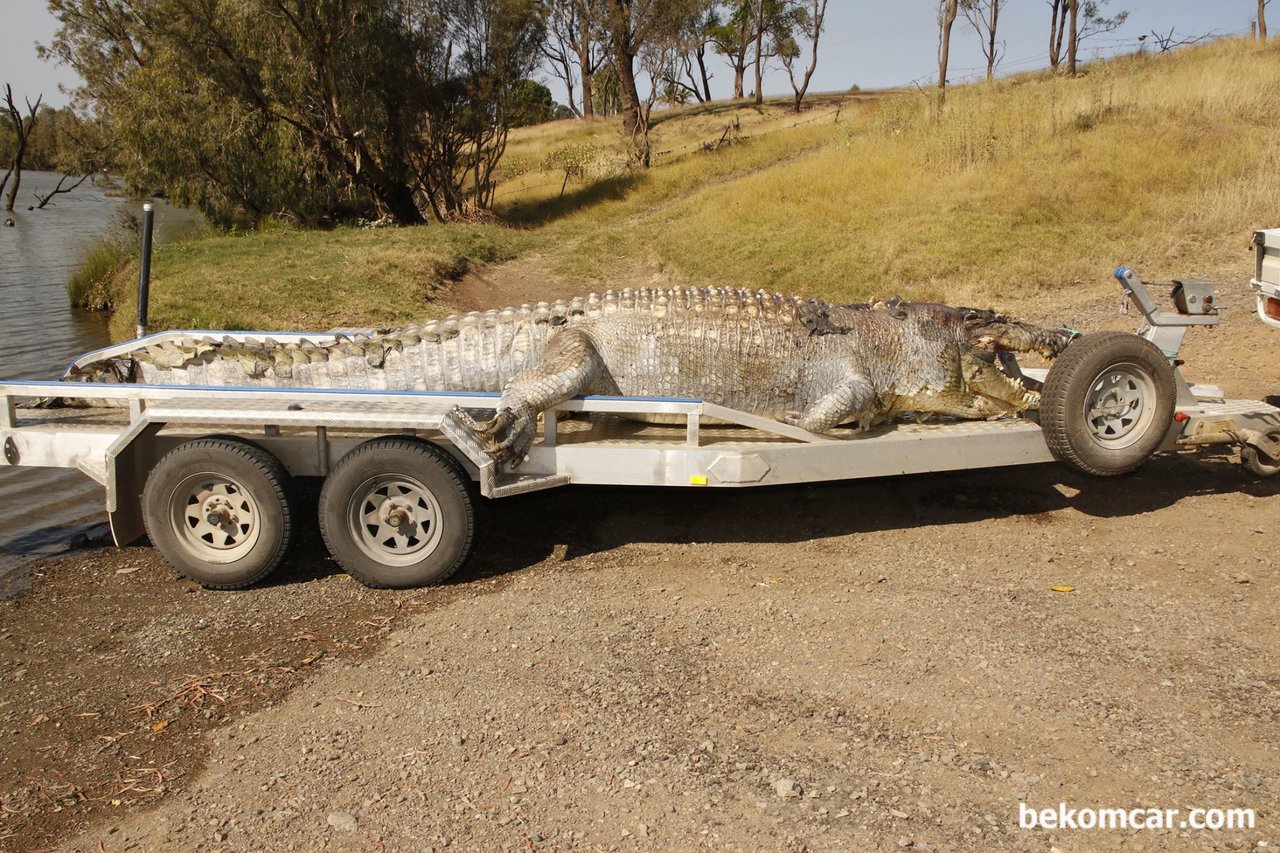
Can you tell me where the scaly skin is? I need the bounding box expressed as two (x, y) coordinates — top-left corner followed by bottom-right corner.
(62, 287), (1071, 465)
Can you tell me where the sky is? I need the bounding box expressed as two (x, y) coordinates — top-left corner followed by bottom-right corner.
(0, 0), (1262, 110)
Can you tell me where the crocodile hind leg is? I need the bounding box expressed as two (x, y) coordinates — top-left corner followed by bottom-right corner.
(784, 371), (878, 433)
(452, 328), (609, 466)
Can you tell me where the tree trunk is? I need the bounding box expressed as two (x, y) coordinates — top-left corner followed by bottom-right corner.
(577, 12), (595, 118)
(3, 86), (40, 213)
(986, 1), (999, 81)
(937, 0), (958, 96)
(696, 45), (712, 102)
(733, 63), (746, 99)
(3, 168), (20, 212)
(1260, 0), (1269, 39)
(1048, 0), (1066, 68)
(613, 52), (648, 166)
(753, 19), (765, 105)
(1067, 0), (1079, 76)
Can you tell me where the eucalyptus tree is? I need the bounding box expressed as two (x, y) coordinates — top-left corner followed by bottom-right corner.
(44, 0), (545, 225)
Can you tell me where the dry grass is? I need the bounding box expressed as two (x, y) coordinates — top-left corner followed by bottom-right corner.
(520, 39), (1280, 307)
(107, 39), (1280, 336)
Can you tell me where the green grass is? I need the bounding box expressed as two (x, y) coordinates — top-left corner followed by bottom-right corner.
(82, 38), (1280, 339)
(103, 225), (531, 339)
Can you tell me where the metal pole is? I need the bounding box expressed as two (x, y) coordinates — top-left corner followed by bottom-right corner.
(135, 202), (155, 340)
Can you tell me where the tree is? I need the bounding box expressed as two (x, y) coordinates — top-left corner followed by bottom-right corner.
(750, 0), (802, 105)
(1051, 0), (1128, 76)
(937, 0), (959, 97)
(601, 0), (701, 166)
(509, 79), (558, 126)
(709, 0), (757, 99)
(2, 85), (42, 212)
(44, 0), (545, 225)
(660, 3), (717, 104)
(1048, 0), (1068, 68)
(780, 0), (828, 112)
(542, 0), (609, 118)
(961, 0), (1006, 82)
(1260, 0), (1272, 39)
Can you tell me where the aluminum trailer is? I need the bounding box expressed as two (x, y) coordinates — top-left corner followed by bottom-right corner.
(1, 270), (1277, 590)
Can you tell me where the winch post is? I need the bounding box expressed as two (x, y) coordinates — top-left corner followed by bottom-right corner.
(134, 202), (155, 340)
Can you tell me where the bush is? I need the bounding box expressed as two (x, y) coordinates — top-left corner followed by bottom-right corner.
(66, 210), (138, 310)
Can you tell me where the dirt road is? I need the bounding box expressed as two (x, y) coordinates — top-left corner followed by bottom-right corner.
(0, 270), (1277, 851)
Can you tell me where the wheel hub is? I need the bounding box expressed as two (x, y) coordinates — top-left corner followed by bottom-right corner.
(347, 476), (445, 567)
(382, 502), (415, 531)
(203, 497), (237, 527)
(169, 474), (263, 562)
(1085, 366), (1154, 447)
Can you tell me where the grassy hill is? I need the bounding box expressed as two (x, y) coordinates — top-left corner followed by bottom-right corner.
(87, 38), (1280, 338)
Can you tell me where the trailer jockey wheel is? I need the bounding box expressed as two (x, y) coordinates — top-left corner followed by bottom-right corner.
(318, 437), (476, 589)
(1242, 430), (1280, 478)
(143, 438), (296, 589)
(1040, 332), (1176, 477)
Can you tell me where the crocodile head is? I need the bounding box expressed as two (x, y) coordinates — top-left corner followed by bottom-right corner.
(957, 307), (1072, 360)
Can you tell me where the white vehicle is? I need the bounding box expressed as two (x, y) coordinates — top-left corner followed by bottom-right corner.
(1252, 229), (1280, 330)
(2, 269), (1277, 590)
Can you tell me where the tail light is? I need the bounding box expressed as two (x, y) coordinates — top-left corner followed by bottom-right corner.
(1266, 297), (1280, 322)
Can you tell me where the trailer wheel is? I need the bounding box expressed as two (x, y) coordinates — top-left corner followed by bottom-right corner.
(318, 438), (475, 589)
(143, 438), (296, 589)
(1040, 332), (1175, 477)
(1242, 430), (1280, 478)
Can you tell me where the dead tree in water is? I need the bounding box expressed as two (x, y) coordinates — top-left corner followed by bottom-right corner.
(2, 84), (43, 212)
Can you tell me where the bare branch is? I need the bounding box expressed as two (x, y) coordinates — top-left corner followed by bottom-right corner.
(34, 172), (91, 209)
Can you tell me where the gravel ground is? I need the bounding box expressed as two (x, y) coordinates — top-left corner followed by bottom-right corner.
(0, 270), (1277, 851)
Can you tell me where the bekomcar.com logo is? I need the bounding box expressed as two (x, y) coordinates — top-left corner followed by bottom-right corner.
(1019, 803), (1255, 832)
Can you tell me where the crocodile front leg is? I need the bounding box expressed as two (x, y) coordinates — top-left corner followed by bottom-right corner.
(453, 328), (608, 466)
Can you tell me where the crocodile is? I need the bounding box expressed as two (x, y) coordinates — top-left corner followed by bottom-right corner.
(61, 287), (1070, 464)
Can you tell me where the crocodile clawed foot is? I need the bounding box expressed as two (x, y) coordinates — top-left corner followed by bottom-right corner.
(451, 405), (537, 467)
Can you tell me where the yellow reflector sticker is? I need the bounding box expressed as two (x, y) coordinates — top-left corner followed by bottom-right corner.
(1050, 585), (1075, 593)
(690, 475), (708, 485)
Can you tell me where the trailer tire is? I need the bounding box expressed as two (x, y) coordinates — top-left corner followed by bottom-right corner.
(143, 438), (296, 589)
(1040, 332), (1175, 477)
(1242, 431), (1280, 478)
(318, 438), (475, 589)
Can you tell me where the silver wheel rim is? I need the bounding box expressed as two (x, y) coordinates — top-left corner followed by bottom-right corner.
(1084, 362), (1157, 450)
(346, 475), (445, 567)
(169, 472), (263, 564)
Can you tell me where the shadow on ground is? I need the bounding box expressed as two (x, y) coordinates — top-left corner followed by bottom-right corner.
(450, 452), (1279, 586)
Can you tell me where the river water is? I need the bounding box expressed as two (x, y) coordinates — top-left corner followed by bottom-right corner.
(0, 171), (199, 593)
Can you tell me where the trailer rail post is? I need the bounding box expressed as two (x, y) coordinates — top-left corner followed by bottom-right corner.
(134, 202), (155, 340)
